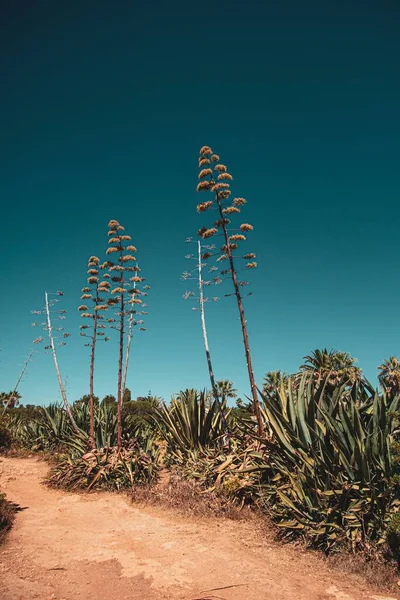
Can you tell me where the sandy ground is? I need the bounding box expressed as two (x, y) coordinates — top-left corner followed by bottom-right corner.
(0, 457), (398, 600)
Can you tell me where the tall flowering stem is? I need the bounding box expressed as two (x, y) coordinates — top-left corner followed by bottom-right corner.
(196, 146), (264, 436)
(1, 350), (34, 415)
(78, 256), (110, 449)
(44, 292), (79, 433)
(121, 264), (149, 397)
(182, 239), (227, 426)
(106, 220), (144, 449)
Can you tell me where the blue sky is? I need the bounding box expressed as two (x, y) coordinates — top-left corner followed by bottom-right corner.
(1, 0), (400, 405)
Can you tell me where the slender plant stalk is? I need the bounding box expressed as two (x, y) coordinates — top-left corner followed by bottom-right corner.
(197, 242), (217, 396)
(106, 220), (146, 450)
(197, 241), (230, 433)
(1, 350), (34, 415)
(215, 195), (264, 436)
(117, 250), (125, 450)
(121, 274), (137, 397)
(45, 292), (79, 433)
(88, 310), (97, 448)
(196, 146), (264, 436)
(79, 256), (110, 449)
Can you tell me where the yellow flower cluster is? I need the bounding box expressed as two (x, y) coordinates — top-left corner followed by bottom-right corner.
(202, 228), (218, 239)
(200, 145), (212, 155)
(197, 181), (211, 192)
(233, 197), (247, 206)
(222, 206), (240, 215)
(229, 234), (246, 242)
(197, 201), (213, 213)
(198, 168), (213, 179)
(240, 223), (253, 232)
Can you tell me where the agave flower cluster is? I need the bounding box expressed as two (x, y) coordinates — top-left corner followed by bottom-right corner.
(78, 256), (110, 346)
(196, 146), (256, 296)
(195, 146), (264, 436)
(104, 220), (148, 332)
(104, 219), (149, 449)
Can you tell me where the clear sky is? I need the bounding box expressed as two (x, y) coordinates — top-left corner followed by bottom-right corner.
(1, 0), (400, 405)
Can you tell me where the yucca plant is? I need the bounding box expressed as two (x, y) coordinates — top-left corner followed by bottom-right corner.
(154, 389), (229, 459)
(259, 373), (400, 552)
(46, 442), (160, 491)
(196, 146), (263, 436)
(78, 256), (110, 449)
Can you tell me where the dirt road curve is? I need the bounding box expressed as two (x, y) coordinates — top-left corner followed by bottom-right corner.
(0, 458), (397, 600)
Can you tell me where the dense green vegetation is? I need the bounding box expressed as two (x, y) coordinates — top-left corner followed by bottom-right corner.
(2, 349), (400, 562)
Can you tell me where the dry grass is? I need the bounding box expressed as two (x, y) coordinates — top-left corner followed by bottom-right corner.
(325, 549), (399, 593)
(131, 470), (400, 593)
(130, 471), (255, 522)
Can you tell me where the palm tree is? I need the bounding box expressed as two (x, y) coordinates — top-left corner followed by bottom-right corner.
(216, 380), (237, 404)
(378, 357), (400, 398)
(0, 390), (21, 409)
(262, 370), (289, 394)
(300, 348), (362, 388)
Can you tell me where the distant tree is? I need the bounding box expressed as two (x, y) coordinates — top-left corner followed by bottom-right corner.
(378, 357), (400, 398)
(74, 394), (100, 408)
(300, 349), (362, 389)
(102, 394), (116, 405)
(263, 370), (289, 394)
(216, 380), (237, 404)
(0, 390), (22, 409)
(123, 387), (132, 403)
(230, 397), (253, 421)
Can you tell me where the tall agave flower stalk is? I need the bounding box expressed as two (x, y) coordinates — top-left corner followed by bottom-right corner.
(1, 350), (34, 415)
(105, 220), (144, 449)
(32, 291), (79, 433)
(78, 256), (110, 449)
(182, 239), (223, 418)
(196, 145), (264, 436)
(121, 263), (149, 397)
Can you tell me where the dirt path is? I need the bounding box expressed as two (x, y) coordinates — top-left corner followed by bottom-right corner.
(0, 458), (397, 600)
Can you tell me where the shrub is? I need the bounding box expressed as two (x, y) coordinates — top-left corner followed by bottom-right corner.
(0, 493), (15, 542)
(46, 442), (160, 491)
(258, 374), (400, 553)
(0, 417), (11, 451)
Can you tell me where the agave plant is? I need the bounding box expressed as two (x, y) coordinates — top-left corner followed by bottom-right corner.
(47, 442), (160, 491)
(258, 374), (400, 552)
(154, 389), (229, 457)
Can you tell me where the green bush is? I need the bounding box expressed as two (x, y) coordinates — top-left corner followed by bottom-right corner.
(258, 374), (400, 552)
(0, 417), (11, 451)
(387, 513), (400, 558)
(0, 493), (15, 542)
(46, 442), (161, 491)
